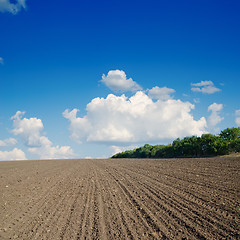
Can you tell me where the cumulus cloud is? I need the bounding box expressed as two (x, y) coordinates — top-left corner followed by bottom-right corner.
(0, 57), (3, 64)
(0, 0), (26, 14)
(28, 143), (74, 160)
(0, 138), (17, 147)
(11, 111), (74, 159)
(0, 148), (27, 161)
(235, 110), (240, 126)
(0, 135), (25, 161)
(11, 111), (45, 147)
(63, 91), (207, 145)
(148, 86), (175, 101)
(208, 103), (223, 112)
(100, 70), (142, 92)
(191, 80), (221, 94)
(208, 103), (224, 129)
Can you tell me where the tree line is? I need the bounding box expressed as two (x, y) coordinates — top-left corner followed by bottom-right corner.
(111, 127), (240, 158)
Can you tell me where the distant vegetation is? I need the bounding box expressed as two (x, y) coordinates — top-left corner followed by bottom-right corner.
(111, 127), (240, 158)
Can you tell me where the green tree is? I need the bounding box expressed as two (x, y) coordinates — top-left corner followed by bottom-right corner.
(111, 127), (240, 158)
(219, 127), (240, 141)
(200, 134), (219, 156)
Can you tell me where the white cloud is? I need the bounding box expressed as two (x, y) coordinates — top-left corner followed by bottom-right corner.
(62, 109), (91, 144)
(0, 57), (3, 64)
(0, 148), (27, 161)
(11, 111), (74, 159)
(191, 80), (214, 87)
(148, 86), (175, 101)
(235, 109), (240, 126)
(0, 0), (26, 14)
(0, 138), (17, 147)
(100, 70), (142, 92)
(63, 91), (207, 145)
(11, 111), (44, 147)
(28, 144), (74, 160)
(191, 86), (221, 94)
(191, 80), (221, 94)
(208, 103), (224, 129)
(208, 103), (223, 112)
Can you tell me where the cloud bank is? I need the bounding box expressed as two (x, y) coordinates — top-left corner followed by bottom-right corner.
(0, 137), (24, 161)
(11, 111), (74, 159)
(191, 81), (221, 94)
(0, 148), (27, 161)
(0, 57), (3, 64)
(63, 91), (207, 145)
(101, 70), (142, 92)
(0, 0), (26, 14)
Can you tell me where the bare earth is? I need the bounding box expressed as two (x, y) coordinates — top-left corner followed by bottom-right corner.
(0, 157), (239, 240)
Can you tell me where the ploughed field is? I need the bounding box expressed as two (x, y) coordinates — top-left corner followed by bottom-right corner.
(0, 157), (239, 240)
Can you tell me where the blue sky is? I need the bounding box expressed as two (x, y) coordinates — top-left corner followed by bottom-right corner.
(0, 0), (240, 160)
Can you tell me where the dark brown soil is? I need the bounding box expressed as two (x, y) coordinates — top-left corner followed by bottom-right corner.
(0, 157), (239, 239)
